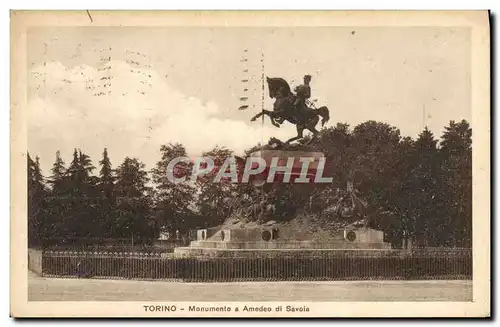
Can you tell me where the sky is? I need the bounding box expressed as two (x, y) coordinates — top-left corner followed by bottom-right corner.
(27, 26), (471, 174)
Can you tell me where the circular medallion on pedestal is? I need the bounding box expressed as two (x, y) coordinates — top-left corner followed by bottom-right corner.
(261, 230), (272, 241)
(346, 231), (356, 242)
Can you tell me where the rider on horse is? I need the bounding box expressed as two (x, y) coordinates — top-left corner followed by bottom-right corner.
(293, 75), (312, 123)
(272, 75), (312, 125)
(273, 86), (290, 124)
(250, 75), (329, 144)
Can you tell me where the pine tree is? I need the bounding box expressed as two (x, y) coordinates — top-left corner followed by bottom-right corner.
(44, 150), (69, 242)
(67, 149), (79, 178)
(78, 149), (96, 179)
(98, 148), (115, 237)
(62, 149), (100, 239)
(440, 120), (472, 247)
(33, 156), (44, 184)
(114, 157), (154, 240)
(79, 150), (100, 237)
(98, 148), (114, 198)
(65, 149), (81, 197)
(48, 150), (66, 194)
(66, 149), (95, 193)
(27, 153), (47, 247)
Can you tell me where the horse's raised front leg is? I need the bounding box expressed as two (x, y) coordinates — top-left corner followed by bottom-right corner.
(250, 110), (281, 128)
(250, 111), (265, 122)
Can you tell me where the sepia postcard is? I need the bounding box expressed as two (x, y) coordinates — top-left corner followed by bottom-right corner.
(10, 10), (490, 318)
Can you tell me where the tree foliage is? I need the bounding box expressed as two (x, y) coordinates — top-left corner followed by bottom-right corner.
(27, 119), (473, 248)
(151, 143), (196, 233)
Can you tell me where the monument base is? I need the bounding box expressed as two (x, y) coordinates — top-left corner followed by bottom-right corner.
(173, 226), (393, 257)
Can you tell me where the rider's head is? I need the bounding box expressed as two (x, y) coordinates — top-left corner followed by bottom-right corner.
(304, 75), (312, 84)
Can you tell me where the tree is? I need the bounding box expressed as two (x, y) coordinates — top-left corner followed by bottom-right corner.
(78, 150), (97, 194)
(389, 136), (417, 245)
(98, 148), (116, 237)
(319, 122), (352, 184)
(62, 149), (101, 238)
(27, 153), (48, 247)
(405, 127), (444, 246)
(151, 143), (196, 234)
(98, 148), (114, 197)
(28, 119), (473, 249)
(440, 120), (472, 247)
(350, 121), (402, 208)
(304, 122), (354, 213)
(44, 150), (69, 242)
(66, 149), (96, 194)
(114, 157), (154, 240)
(67, 149), (80, 190)
(196, 146), (236, 227)
(48, 150), (66, 194)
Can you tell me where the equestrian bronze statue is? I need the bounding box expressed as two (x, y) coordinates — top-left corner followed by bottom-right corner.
(250, 76), (330, 144)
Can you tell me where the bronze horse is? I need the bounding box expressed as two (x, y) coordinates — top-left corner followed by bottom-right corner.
(250, 77), (330, 144)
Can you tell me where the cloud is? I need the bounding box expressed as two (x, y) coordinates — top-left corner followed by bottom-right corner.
(28, 60), (296, 174)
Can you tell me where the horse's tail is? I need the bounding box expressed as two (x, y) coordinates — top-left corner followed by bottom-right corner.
(313, 106), (330, 126)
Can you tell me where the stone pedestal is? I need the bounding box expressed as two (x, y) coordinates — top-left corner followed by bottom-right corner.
(174, 226), (392, 257)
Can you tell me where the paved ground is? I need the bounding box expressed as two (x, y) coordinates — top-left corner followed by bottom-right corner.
(28, 271), (472, 302)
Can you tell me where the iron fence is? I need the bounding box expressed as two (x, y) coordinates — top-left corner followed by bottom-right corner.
(32, 249), (472, 282)
(36, 238), (189, 254)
